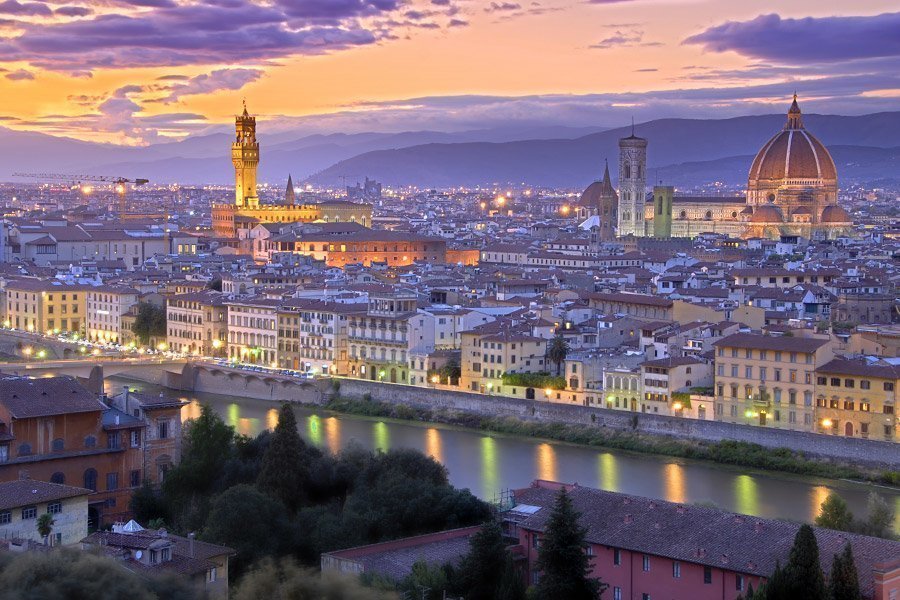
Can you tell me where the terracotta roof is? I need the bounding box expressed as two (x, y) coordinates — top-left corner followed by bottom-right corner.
(512, 483), (899, 597)
(816, 358), (900, 380)
(0, 376), (102, 418)
(713, 332), (829, 353)
(0, 479), (91, 511)
(749, 98), (837, 182)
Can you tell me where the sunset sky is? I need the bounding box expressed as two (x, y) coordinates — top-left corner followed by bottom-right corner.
(0, 0), (897, 144)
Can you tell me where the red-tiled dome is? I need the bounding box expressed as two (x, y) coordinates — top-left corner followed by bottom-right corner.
(749, 96), (837, 182)
(750, 205), (784, 223)
(579, 161), (617, 208)
(820, 205), (852, 223)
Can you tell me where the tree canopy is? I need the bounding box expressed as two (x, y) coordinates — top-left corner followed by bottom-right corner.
(131, 302), (167, 345)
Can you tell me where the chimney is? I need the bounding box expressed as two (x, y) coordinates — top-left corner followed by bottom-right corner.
(189, 532), (195, 558)
(623, 514), (633, 524)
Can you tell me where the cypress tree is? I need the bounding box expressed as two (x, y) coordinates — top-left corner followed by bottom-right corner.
(534, 489), (606, 600)
(257, 403), (309, 512)
(827, 544), (861, 600)
(457, 519), (509, 600)
(782, 524), (827, 600)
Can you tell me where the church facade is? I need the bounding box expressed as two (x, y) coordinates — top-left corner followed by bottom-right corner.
(579, 96), (852, 241)
(212, 104), (373, 238)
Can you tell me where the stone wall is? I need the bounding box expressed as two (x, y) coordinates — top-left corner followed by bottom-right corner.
(334, 378), (900, 467)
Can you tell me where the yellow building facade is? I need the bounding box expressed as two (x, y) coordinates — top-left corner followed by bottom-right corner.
(815, 359), (897, 442)
(4, 280), (88, 336)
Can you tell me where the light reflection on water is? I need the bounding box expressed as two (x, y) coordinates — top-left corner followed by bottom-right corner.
(120, 386), (900, 532)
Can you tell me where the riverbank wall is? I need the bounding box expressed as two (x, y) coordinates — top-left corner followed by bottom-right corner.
(332, 378), (900, 468)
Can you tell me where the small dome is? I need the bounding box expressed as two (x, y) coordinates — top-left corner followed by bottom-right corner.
(821, 205), (852, 223)
(579, 161), (617, 208)
(750, 205), (784, 223)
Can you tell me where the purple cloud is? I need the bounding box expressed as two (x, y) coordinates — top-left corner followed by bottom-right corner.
(1, 0), (413, 72)
(5, 68), (34, 80)
(54, 6), (92, 16)
(0, 0), (51, 16)
(685, 12), (900, 63)
(590, 29), (660, 49)
(162, 68), (263, 103)
(485, 2), (520, 12)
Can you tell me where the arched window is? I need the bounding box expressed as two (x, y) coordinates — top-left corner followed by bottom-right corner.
(679, 210), (687, 219)
(705, 211), (712, 220)
(50, 472), (65, 484)
(17, 443), (31, 456)
(52, 438), (64, 452)
(84, 435), (97, 449)
(84, 468), (98, 492)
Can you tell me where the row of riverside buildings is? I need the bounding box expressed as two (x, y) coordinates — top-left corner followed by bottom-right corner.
(2, 276), (898, 442)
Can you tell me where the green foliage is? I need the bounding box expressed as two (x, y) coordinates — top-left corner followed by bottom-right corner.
(827, 544), (861, 600)
(501, 372), (566, 390)
(130, 481), (169, 525)
(457, 519), (523, 600)
(815, 493), (854, 532)
(858, 492), (896, 539)
(547, 335), (570, 376)
(131, 302), (167, 345)
(36, 513), (54, 541)
(162, 404), (235, 531)
(398, 560), (454, 600)
(534, 489), (606, 600)
(201, 484), (291, 577)
(257, 403), (312, 512)
(0, 548), (204, 599)
(233, 557), (396, 600)
(767, 524), (826, 600)
(440, 357), (462, 384)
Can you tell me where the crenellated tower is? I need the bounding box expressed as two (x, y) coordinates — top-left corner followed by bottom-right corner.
(617, 124), (648, 237)
(232, 101), (259, 208)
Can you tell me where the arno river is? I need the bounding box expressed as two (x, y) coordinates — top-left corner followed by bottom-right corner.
(109, 378), (900, 533)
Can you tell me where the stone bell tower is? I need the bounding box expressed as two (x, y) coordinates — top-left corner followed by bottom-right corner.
(232, 101), (259, 208)
(617, 122), (648, 237)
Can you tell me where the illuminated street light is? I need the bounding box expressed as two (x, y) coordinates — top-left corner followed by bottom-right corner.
(212, 339), (222, 349)
(157, 342), (168, 351)
(431, 375), (439, 384)
(672, 402), (683, 411)
(37, 350), (46, 359)
(22, 347), (32, 357)
(821, 418), (833, 428)
(560, 205), (570, 215)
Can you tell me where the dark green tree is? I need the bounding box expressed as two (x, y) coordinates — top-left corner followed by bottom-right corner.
(162, 404), (235, 531)
(439, 357), (462, 385)
(774, 524), (826, 600)
(534, 488), (605, 600)
(207, 277), (223, 292)
(256, 403), (310, 512)
(233, 557), (394, 600)
(815, 493), (854, 532)
(129, 481), (169, 525)
(132, 302), (167, 345)
(457, 519), (511, 600)
(547, 334), (570, 376)
(201, 484), (290, 577)
(827, 543), (861, 600)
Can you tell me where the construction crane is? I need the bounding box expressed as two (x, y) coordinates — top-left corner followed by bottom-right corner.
(12, 172), (149, 216)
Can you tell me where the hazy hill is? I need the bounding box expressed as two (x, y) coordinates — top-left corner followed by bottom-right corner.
(311, 112), (900, 188)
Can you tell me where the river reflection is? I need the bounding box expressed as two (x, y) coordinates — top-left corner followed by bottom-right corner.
(109, 379), (900, 532)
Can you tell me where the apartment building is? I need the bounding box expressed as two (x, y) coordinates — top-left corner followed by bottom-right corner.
(459, 321), (549, 397)
(166, 290), (228, 357)
(713, 333), (835, 431)
(86, 285), (139, 344)
(277, 299), (366, 375)
(640, 356), (713, 417)
(814, 358), (898, 442)
(226, 298), (280, 366)
(0, 480), (90, 546)
(0, 377), (146, 528)
(4, 279), (88, 335)
(347, 291), (434, 384)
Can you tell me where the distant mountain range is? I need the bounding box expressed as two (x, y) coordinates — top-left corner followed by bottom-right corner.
(312, 113), (900, 188)
(2, 112), (899, 189)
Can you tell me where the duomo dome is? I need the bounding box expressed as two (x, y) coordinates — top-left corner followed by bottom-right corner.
(744, 95), (848, 240)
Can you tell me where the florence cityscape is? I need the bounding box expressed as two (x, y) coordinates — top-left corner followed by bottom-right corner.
(0, 0), (897, 599)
